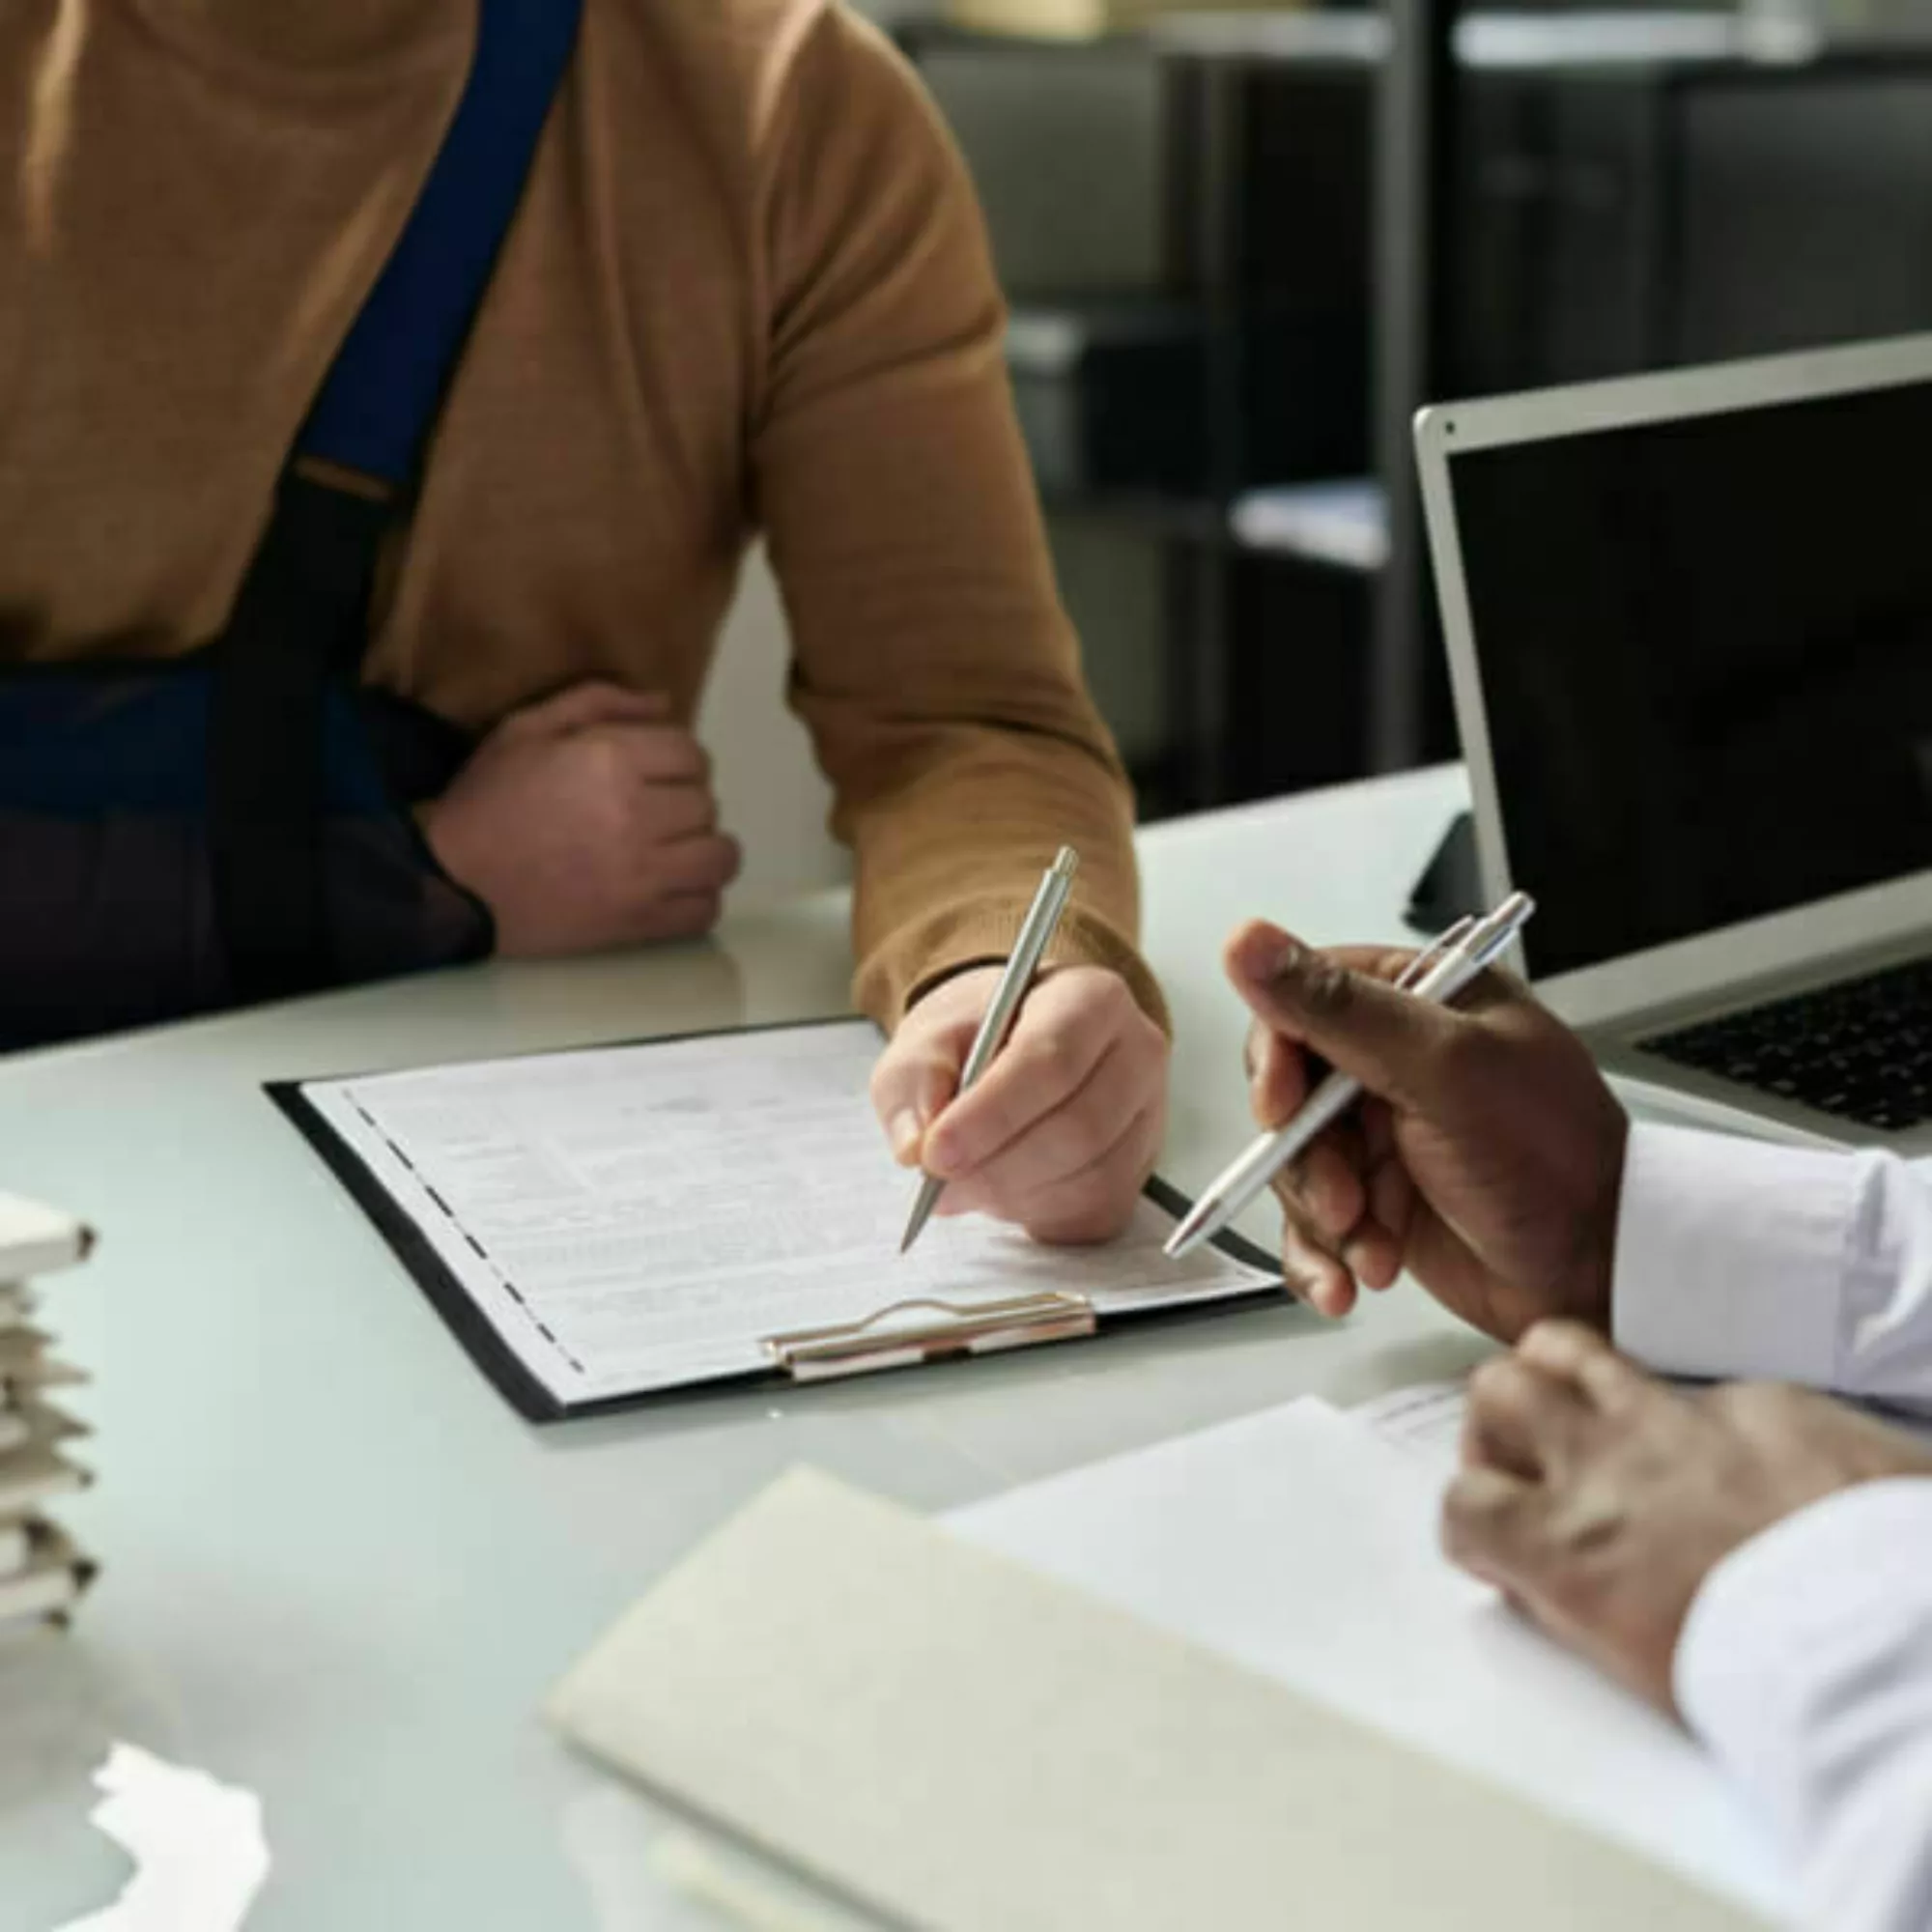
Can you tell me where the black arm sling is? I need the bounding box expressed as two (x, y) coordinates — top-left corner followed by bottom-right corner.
(0, 0), (582, 1052)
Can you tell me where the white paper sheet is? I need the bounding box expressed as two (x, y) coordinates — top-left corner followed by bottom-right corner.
(299, 1021), (1277, 1406)
(948, 1396), (1789, 1918)
(1352, 1377), (1468, 1475)
(1356, 1374), (1932, 1467)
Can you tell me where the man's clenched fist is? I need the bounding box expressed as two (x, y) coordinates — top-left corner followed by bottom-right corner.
(421, 681), (741, 957)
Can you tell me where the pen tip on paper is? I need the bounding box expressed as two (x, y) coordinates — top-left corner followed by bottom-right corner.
(899, 1179), (942, 1256)
(1164, 1203), (1217, 1262)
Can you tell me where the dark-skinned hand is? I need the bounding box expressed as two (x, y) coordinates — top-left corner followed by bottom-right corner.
(1445, 1321), (1932, 1715)
(1223, 922), (1630, 1344)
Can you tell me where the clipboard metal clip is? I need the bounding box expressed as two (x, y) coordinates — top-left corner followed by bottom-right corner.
(764, 1292), (1096, 1383)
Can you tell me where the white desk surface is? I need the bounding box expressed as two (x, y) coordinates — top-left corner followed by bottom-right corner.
(0, 762), (1486, 1928)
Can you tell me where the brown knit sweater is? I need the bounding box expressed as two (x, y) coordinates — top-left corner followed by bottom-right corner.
(0, 0), (1158, 1026)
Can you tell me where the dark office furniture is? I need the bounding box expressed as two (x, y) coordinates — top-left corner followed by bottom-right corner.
(899, 16), (1932, 816)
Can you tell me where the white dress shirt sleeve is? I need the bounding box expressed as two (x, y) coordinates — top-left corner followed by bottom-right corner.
(1676, 1479), (1932, 1932)
(1612, 1122), (1932, 1408)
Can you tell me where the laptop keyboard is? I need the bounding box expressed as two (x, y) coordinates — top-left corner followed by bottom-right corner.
(1642, 957), (1932, 1134)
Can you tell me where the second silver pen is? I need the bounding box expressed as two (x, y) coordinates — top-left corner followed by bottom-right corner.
(1165, 893), (1536, 1262)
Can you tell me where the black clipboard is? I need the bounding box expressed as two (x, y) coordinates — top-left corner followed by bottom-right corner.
(270, 1018), (1286, 1424)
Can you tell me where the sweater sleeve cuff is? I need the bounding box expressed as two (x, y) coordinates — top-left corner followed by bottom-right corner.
(1675, 1478), (1932, 1843)
(1611, 1122), (1857, 1386)
(856, 899), (1170, 1036)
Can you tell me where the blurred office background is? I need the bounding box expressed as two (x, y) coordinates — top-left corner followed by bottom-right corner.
(709, 0), (1932, 906)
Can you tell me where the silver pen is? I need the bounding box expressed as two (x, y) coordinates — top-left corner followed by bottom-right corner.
(1164, 892), (1537, 1262)
(899, 847), (1081, 1255)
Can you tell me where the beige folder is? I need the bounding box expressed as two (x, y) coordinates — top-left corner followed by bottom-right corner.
(549, 1469), (1768, 1932)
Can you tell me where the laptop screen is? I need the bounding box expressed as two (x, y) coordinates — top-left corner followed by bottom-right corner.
(1448, 377), (1932, 981)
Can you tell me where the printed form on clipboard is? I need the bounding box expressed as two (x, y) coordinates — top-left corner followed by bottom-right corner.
(274, 1019), (1284, 1421)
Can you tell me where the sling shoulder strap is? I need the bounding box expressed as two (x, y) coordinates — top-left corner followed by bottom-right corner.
(212, 0), (584, 1004)
(301, 0), (584, 491)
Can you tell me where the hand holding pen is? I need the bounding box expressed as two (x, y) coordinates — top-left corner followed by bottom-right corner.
(899, 849), (1080, 1252)
(1184, 895), (1632, 1346)
(872, 848), (1170, 1253)
(1168, 895), (1539, 1262)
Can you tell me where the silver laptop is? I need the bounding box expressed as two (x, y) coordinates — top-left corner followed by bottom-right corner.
(1415, 333), (1932, 1151)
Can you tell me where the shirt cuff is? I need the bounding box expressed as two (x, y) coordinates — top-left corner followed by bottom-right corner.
(1611, 1122), (1858, 1386)
(1675, 1478), (1932, 1842)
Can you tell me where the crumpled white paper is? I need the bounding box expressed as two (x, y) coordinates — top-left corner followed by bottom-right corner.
(53, 1744), (270, 1932)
